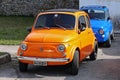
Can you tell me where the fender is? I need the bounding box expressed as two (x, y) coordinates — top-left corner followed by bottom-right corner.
(104, 31), (110, 41)
(68, 46), (79, 63)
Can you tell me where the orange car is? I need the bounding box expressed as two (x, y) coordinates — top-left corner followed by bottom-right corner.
(17, 9), (98, 75)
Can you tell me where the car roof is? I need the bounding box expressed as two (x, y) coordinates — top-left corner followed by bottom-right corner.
(45, 9), (81, 13)
(38, 9), (87, 16)
(80, 5), (108, 11)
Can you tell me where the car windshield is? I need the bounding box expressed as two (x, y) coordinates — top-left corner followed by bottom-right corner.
(84, 9), (105, 20)
(35, 14), (75, 30)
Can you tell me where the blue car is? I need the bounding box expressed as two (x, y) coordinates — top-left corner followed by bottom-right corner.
(80, 5), (114, 47)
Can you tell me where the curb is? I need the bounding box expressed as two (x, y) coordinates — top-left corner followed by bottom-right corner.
(0, 52), (11, 65)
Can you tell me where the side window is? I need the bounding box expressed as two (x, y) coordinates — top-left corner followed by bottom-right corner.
(79, 16), (86, 30)
(85, 16), (91, 28)
(105, 10), (110, 20)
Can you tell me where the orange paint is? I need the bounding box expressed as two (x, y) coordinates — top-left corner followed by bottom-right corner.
(17, 9), (97, 66)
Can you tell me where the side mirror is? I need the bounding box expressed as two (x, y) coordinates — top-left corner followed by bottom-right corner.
(107, 17), (111, 21)
(81, 23), (86, 31)
(81, 26), (86, 31)
(27, 28), (32, 32)
(78, 30), (81, 34)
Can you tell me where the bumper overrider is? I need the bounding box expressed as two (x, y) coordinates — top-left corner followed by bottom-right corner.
(17, 56), (70, 62)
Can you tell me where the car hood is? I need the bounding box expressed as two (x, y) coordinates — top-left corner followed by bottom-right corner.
(90, 19), (107, 29)
(25, 29), (77, 43)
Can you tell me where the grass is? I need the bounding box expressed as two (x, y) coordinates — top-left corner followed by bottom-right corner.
(0, 52), (6, 56)
(0, 16), (34, 45)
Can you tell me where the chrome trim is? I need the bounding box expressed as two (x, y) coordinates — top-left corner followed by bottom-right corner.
(17, 56), (69, 62)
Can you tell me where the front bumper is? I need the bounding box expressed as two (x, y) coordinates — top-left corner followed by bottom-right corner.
(93, 29), (108, 42)
(17, 56), (69, 62)
(93, 31), (107, 42)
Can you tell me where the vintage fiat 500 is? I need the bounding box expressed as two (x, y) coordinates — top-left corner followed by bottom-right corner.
(80, 5), (114, 47)
(17, 9), (98, 75)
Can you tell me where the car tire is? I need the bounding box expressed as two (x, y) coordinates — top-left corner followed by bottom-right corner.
(90, 42), (98, 60)
(69, 50), (79, 75)
(19, 61), (28, 72)
(105, 36), (111, 48)
(111, 33), (115, 40)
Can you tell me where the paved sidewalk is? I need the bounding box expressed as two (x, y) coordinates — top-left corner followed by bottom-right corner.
(0, 45), (19, 57)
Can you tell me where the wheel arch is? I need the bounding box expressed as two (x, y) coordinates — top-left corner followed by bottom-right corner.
(105, 31), (111, 40)
(95, 41), (98, 53)
(94, 40), (98, 54)
(69, 47), (80, 63)
(76, 47), (81, 61)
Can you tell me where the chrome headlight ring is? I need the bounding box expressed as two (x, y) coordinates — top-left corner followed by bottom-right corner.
(99, 29), (104, 35)
(20, 43), (27, 51)
(57, 44), (65, 52)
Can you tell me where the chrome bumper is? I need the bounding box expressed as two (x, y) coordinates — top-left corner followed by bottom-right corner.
(17, 56), (69, 62)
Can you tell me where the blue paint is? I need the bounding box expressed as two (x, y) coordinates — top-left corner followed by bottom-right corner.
(80, 5), (114, 43)
(79, 0), (120, 17)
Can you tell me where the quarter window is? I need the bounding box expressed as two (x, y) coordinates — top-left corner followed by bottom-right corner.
(79, 16), (87, 29)
(85, 16), (91, 28)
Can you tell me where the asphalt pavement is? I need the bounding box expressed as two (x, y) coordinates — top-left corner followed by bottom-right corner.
(0, 37), (120, 80)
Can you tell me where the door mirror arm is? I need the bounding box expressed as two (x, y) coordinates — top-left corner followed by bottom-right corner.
(81, 26), (86, 31)
(27, 28), (32, 32)
(78, 30), (81, 34)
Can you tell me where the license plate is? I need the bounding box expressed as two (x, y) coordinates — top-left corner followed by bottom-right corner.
(34, 61), (47, 66)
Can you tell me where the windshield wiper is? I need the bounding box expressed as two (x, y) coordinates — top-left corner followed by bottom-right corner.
(35, 25), (50, 29)
(54, 24), (66, 30)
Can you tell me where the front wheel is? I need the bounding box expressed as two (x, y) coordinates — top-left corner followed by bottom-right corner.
(69, 50), (79, 75)
(105, 36), (111, 48)
(111, 32), (115, 40)
(19, 61), (28, 72)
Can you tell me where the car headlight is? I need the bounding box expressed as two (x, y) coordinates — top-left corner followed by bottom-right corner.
(57, 44), (65, 52)
(99, 29), (104, 35)
(20, 43), (27, 51)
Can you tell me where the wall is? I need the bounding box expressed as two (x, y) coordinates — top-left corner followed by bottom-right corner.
(0, 0), (79, 16)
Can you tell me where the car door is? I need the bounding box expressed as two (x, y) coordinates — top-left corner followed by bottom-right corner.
(105, 10), (113, 35)
(78, 15), (90, 59)
(84, 15), (94, 54)
(107, 17), (113, 35)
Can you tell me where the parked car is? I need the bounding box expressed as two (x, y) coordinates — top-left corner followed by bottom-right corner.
(17, 9), (98, 75)
(80, 5), (114, 47)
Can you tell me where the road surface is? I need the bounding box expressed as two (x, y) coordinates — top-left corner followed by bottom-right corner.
(0, 37), (120, 80)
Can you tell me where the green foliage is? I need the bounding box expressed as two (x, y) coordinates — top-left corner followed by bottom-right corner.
(0, 52), (6, 56)
(0, 16), (34, 45)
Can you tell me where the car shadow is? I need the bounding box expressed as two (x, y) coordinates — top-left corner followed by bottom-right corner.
(14, 59), (120, 79)
(0, 56), (120, 80)
(64, 59), (120, 80)
(99, 37), (120, 56)
(0, 37), (120, 79)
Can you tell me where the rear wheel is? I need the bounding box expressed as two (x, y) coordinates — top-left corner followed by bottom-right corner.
(69, 50), (79, 75)
(90, 42), (98, 60)
(19, 61), (28, 72)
